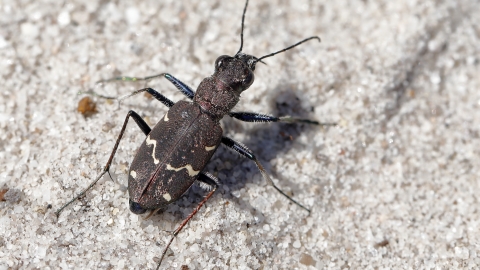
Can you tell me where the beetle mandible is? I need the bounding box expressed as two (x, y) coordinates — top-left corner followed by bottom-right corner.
(56, 0), (334, 268)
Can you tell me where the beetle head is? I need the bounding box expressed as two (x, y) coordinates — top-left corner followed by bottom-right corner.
(213, 53), (256, 92)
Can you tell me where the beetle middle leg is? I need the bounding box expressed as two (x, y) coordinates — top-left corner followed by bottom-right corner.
(229, 111), (336, 126)
(156, 172), (219, 269)
(220, 136), (311, 213)
(56, 110), (153, 216)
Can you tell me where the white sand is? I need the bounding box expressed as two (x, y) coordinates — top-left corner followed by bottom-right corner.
(1, 0), (479, 269)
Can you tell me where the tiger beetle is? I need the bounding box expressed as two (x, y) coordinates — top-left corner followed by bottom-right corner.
(56, 0), (335, 268)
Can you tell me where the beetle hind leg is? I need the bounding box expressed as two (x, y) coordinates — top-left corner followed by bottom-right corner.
(56, 110), (152, 217)
(196, 172), (219, 192)
(156, 172), (219, 269)
(143, 208), (164, 220)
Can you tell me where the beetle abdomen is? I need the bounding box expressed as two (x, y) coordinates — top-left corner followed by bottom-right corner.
(128, 101), (222, 210)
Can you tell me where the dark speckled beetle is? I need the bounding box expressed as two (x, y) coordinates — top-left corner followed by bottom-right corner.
(56, 0), (334, 268)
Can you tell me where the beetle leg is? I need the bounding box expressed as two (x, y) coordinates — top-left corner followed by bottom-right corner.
(156, 172), (218, 269)
(143, 208), (163, 220)
(196, 172), (220, 192)
(144, 73), (195, 100)
(82, 85), (176, 109)
(117, 88), (175, 108)
(221, 136), (311, 214)
(56, 110), (151, 217)
(229, 111), (336, 126)
(95, 73), (195, 100)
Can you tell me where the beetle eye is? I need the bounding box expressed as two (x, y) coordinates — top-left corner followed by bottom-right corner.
(242, 72), (254, 88)
(215, 55), (230, 70)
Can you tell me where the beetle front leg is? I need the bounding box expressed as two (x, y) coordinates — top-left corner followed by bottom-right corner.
(221, 136), (311, 213)
(229, 111), (336, 126)
(95, 73), (195, 100)
(156, 172), (218, 269)
(83, 85), (176, 109)
(143, 73), (195, 100)
(55, 110), (151, 217)
(117, 88), (175, 108)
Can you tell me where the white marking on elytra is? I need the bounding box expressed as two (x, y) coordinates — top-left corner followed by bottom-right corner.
(166, 164), (200, 176)
(163, 193), (172, 201)
(145, 135), (160, 164)
(130, 170), (137, 178)
(164, 111), (169, 122)
(205, 145), (216, 151)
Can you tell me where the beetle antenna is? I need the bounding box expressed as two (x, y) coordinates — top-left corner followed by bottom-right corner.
(237, 0), (249, 54)
(255, 36), (321, 64)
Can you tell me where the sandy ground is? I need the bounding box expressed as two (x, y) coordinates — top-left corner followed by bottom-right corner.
(1, 0), (479, 269)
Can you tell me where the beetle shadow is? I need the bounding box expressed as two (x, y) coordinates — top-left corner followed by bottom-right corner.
(148, 82), (333, 230)
(218, 84), (329, 207)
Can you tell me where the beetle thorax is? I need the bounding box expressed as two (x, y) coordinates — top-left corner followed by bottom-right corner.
(194, 76), (240, 119)
(193, 55), (256, 119)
